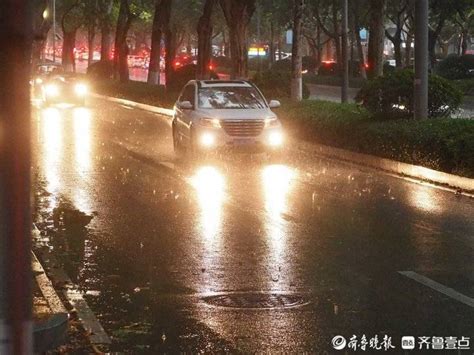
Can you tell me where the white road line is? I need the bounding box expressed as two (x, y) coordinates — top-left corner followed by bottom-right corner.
(399, 271), (474, 308)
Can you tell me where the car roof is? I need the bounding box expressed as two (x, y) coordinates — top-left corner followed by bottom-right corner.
(195, 80), (253, 88)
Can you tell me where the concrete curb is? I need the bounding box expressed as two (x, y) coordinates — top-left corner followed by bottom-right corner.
(91, 93), (174, 116)
(32, 225), (68, 352)
(93, 93), (474, 193)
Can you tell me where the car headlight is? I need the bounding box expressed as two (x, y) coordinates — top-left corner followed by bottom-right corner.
(200, 117), (221, 128)
(268, 131), (283, 146)
(45, 84), (59, 96)
(200, 132), (215, 147)
(35, 78), (43, 84)
(74, 83), (88, 95)
(264, 117), (279, 127)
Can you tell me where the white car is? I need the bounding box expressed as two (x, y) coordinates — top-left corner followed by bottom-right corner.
(172, 80), (283, 155)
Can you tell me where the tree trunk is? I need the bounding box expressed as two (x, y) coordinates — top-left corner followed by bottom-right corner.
(404, 32), (412, 67)
(351, 0), (366, 79)
(99, 0), (113, 60)
(277, 36), (282, 60)
(196, 0), (216, 79)
(461, 28), (469, 55)
(219, 0), (256, 79)
(62, 30), (76, 72)
(87, 26), (95, 66)
(291, 0), (304, 101)
(386, 29), (403, 68)
(269, 21), (275, 66)
(367, 0), (385, 78)
(331, 0), (341, 69)
(114, 0), (133, 82)
(147, 0), (172, 85)
(165, 27), (176, 86)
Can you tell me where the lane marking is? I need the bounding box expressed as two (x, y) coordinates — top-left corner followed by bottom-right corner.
(399, 271), (474, 308)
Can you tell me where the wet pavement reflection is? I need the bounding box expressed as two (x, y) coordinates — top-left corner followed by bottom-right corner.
(32, 99), (474, 352)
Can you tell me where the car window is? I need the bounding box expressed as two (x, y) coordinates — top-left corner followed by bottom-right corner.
(179, 85), (195, 106)
(198, 86), (266, 109)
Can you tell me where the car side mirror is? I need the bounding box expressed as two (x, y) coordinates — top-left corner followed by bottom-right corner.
(268, 100), (281, 109)
(178, 101), (193, 110)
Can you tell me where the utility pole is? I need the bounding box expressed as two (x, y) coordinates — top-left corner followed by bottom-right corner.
(414, 0), (428, 119)
(341, 0), (349, 103)
(0, 0), (33, 354)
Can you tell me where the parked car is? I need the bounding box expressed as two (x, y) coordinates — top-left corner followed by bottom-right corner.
(172, 80), (283, 156)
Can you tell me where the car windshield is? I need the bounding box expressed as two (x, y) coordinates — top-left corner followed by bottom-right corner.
(198, 86), (266, 109)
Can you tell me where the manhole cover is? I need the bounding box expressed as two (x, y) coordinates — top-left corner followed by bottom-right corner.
(202, 292), (310, 309)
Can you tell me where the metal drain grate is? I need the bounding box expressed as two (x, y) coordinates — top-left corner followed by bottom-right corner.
(202, 292), (310, 309)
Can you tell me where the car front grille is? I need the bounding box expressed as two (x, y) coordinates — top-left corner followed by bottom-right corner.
(221, 119), (265, 137)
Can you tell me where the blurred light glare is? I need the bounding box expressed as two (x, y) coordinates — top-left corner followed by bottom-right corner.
(45, 84), (59, 96)
(74, 83), (88, 96)
(268, 132), (283, 146)
(190, 166), (225, 240)
(200, 132), (215, 147)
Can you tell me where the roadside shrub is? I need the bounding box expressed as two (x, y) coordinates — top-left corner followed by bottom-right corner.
(248, 57), (270, 71)
(279, 100), (474, 177)
(435, 54), (474, 80)
(271, 58), (291, 71)
(271, 56), (318, 73)
(355, 69), (462, 119)
(167, 64), (218, 91)
(252, 70), (310, 100)
(213, 56), (231, 69)
(87, 60), (114, 80)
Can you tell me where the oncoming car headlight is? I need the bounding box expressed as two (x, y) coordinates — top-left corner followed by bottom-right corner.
(268, 131), (283, 147)
(74, 83), (88, 96)
(200, 117), (221, 128)
(45, 84), (59, 96)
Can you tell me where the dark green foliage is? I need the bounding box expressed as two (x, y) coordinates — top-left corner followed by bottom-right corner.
(435, 54), (474, 80)
(167, 64), (218, 91)
(356, 69), (463, 119)
(213, 56), (232, 69)
(87, 60), (114, 80)
(252, 70), (310, 100)
(279, 100), (474, 177)
(270, 56), (318, 73)
(303, 74), (366, 88)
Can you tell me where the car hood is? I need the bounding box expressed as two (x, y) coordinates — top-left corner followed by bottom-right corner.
(196, 108), (276, 120)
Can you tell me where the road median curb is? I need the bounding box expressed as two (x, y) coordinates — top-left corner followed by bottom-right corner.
(93, 93), (474, 194)
(307, 143), (474, 194)
(32, 225), (68, 352)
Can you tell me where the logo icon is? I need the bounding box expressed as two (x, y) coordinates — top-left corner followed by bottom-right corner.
(332, 335), (347, 350)
(401, 336), (415, 350)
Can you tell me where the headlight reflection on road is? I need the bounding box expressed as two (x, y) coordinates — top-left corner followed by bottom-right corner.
(73, 107), (92, 174)
(409, 184), (443, 214)
(72, 107), (93, 213)
(41, 107), (62, 208)
(190, 166), (226, 240)
(262, 164), (296, 220)
(262, 164), (296, 275)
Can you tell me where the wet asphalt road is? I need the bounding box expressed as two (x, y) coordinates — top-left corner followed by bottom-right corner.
(31, 98), (474, 353)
